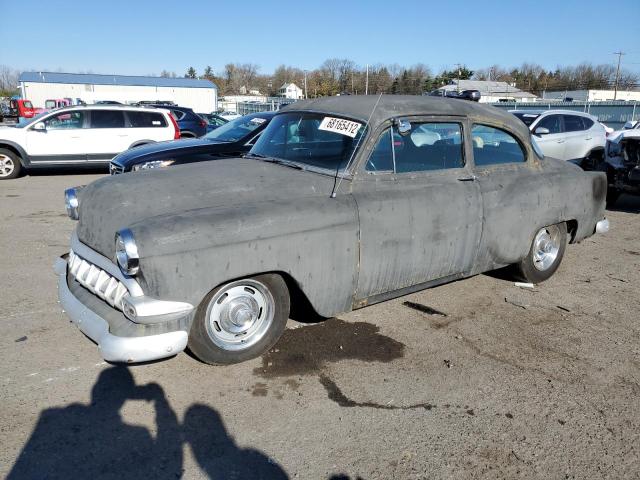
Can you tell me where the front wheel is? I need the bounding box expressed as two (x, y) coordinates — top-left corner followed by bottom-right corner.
(188, 274), (290, 365)
(0, 148), (22, 180)
(515, 222), (567, 284)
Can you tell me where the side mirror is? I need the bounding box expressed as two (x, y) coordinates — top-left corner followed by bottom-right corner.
(534, 127), (549, 136)
(33, 122), (46, 132)
(397, 118), (412, 136)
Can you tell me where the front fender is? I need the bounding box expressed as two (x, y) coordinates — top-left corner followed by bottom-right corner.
(130, 195), (360, 317)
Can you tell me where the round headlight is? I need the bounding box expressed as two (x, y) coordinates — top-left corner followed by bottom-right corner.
(64, 187), (81, 220)
(115, 229), (140, 275)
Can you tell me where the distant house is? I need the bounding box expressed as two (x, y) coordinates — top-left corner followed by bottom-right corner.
(278, 83), (303, 99)
(436, 79), (538, 103)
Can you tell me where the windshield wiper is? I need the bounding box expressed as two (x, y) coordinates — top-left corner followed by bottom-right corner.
(244, 153), (304, 170)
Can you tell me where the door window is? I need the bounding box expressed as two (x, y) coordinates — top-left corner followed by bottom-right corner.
(471, 124), (526, 166)
(90, 110), (125, 128)
(365, 122), (464, 173)
(127, 111), (167, 128)
(563, 115), (585, 132)
(535, 115), (562, 134)
(43, 111), (85, 130)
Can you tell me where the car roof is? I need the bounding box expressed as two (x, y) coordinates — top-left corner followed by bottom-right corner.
(40, 104), (172, 114)
(510, 109), (595, 118)
(281, 95), (529, 139)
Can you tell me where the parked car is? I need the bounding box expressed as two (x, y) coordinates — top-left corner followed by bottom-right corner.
(55, 96), (609, 365)
(0, 105), (179, 179)
(428, 89), (481, 101)
(45, 98), (72, 110)
(599, 121), (640, 206)
(510, 109), (606, 165)
(6, 99), (38, 121)
(144, 104), (207, 138)
(95, 100), (122, 105)
(109, 111), (275, 173)
(198, 112), (228, 133)
(218, 111), (242, 121)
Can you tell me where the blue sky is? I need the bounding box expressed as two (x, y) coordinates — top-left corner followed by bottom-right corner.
(2, 0), (639, 76)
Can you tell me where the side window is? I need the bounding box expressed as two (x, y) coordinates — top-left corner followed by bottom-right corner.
(127, 111), (167, 128)
(366, 122), (464, 173)
(563, 115), (584, 132)
(43, 111), (85, 130)
(581, 117), (594, 130)
(90, 110), (125, 129)
(536, 115), (562, 134)
(471, 124), (526, 166)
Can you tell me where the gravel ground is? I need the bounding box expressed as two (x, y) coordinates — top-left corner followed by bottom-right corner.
(1, 172), (639, 480)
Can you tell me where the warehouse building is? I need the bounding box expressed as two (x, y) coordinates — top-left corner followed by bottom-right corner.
(18, 72), (217, 112)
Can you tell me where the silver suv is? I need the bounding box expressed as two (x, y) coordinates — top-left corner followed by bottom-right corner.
(510, 110), (606, 164)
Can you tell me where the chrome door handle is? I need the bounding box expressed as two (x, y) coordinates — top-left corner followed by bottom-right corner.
(458, 175), (477, 182)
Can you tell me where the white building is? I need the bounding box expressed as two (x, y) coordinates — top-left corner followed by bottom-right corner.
(18, 72), (217, 112)
(437, 79), (538, 103)
(278, 83), (304, 99)
(542, 89), (640, 102)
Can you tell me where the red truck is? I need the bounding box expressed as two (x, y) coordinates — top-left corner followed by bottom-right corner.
(6, 99), (39, 121)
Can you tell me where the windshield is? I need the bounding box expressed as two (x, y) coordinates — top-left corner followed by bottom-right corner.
(249, 112), (366, 173)
(204, 114), (268, 142)
(512, 112), (540, 127)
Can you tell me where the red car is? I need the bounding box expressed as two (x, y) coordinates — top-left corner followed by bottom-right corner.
(8, 99), (38, 120)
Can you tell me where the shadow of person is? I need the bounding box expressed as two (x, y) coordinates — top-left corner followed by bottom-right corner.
(8, 366), (183, 479)
(184, 404), (288, 480)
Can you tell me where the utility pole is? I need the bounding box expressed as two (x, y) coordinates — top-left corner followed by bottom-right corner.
(365, 64), (369, 95)
(454, 63), (462, 93)
(303, 70), (308, 99)
(613, 51), (624, 100)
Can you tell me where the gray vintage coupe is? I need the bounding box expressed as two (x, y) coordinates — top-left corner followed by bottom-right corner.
(55, 96), (609, 364)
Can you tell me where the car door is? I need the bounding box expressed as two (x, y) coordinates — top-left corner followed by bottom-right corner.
(531, 114), (566, 160)
(84, 109), (129, 162)
(352, 117), (483, 302)
(561, 114), (589, 162)
(470, 123), (546, 272)
(24, 110), (89, 163)
(125, 110), (171, 143)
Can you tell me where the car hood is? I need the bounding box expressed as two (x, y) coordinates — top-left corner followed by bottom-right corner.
(112, 138), (229, 165)
(607, 129), (640, 144)
(76, 158), (336, 258)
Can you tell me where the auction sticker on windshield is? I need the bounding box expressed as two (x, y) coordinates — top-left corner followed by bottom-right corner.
(318, 117), (362, 138)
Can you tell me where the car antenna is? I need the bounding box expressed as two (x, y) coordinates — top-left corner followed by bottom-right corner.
(330, 93), (383, 199)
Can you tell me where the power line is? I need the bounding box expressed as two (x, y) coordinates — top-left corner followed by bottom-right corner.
(613, 51), (625, 100)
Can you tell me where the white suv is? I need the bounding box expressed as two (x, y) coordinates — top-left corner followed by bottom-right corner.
(0, 105), (179, 179)
(510, 109), (606, 165)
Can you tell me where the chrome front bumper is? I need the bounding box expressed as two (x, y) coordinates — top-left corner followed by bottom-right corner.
(55, 252), (191, 363)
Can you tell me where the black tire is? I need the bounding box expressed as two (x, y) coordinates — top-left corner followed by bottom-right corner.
(0, 148), (23, 180)
(188, 273), (290, 365)
(515, 222), (567, 284)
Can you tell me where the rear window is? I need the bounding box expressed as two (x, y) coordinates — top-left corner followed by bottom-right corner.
(90, 110), (125, 128)
(170, 110), (186, 121)
(127, 111), (167, 128)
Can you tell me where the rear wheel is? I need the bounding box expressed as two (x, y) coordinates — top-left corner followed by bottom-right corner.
(188, 274), (290, 365)
(516, 223), (567, 284)
(606, 188), (621, 208)
(0, 148), (22, 180)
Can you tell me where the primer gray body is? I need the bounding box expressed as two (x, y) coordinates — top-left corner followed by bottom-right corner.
(73, 95), (607, 331)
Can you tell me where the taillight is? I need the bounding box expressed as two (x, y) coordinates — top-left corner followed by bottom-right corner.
(200, 118), (207, 128)
(168, 113), (181, 139)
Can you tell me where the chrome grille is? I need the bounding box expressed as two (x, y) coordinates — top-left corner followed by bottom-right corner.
(109, 163), (124, 175)
(68, 250), (129, 310)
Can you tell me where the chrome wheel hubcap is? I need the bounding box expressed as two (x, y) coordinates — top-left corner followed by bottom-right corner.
(0, 154), (15, 177)
(205, 279), (274, 351)
(532, 225), (561, 271)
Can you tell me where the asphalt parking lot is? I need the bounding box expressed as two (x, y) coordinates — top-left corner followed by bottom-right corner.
(1, 172), (639, 479)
